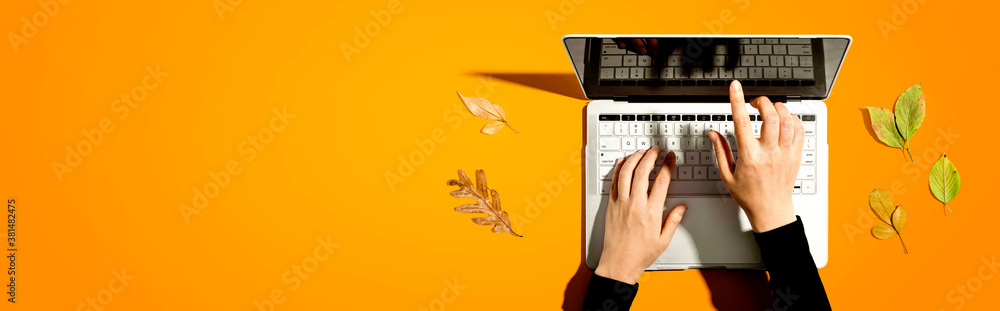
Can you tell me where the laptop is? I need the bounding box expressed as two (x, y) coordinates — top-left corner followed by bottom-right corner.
(564, 35), (851, 270)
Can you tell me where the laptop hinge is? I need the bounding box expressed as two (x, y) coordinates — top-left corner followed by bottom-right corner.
(786, 95), (801, 103)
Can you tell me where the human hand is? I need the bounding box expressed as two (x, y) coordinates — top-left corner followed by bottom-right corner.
(708, 80), (802, 233)
(595, 145), (688, 284)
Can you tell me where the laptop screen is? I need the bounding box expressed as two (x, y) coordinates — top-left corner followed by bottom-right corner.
(563, 35), (851, 101)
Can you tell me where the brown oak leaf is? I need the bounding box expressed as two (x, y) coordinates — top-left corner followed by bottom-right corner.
(446, 169), (522, 237)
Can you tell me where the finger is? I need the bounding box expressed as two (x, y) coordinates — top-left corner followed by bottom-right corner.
(646, 38), (659, 55)
(630, 38), (647, 54)
(617, 150), (645, 200)
(660, 204), (688, 245)
(613, 39), (627, 49)
(648, 151), (676, 209)
(729, 80), (754, 147)
(631, 145), (660, 197)
(609, 157), (624, 202)
(709, 131), (736, 182)
(792, 113), (805, 153)
(773, 102), (795, 149)
(750, 96), (779, 146)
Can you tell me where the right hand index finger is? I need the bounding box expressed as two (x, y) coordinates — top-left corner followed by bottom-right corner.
(729, 80), (753, 145)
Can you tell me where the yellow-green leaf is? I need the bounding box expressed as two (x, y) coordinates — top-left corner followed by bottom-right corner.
(869, 189), (895, 224)
(866, 107), (905, 148)
(929, 153), (961, 214)
(871, 224), (896, 240)
(894, 84), (925, 142)
(891, 205), (906, 231)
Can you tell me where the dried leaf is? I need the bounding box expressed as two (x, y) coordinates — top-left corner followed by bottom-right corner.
(868, 189), (895, 224)
(447, 169), (522, 237)
(871, 224), (896, 240)
(866, 107), (905, 149)
(929, 153), (961, 214)
(894, 84), (925, 142)
(457, 92), (519, 135)
(868, 189), (909, 254)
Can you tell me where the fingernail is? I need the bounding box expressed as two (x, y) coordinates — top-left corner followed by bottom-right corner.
(639, 47), (647, 54)
(731, 80), (742, 91)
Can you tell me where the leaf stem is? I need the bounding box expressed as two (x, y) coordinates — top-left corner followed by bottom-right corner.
(904, 147), (913, 162)
(945, 203), (954, 214)
(504, 121), (519, 134)
(898, 233), (909, 254)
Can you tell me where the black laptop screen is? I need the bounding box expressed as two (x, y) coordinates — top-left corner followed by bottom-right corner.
(564, 35), (850, 101)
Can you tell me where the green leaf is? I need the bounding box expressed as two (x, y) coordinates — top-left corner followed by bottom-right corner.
(869, 189), (895, 224)
(893, 84), (925, 141)
(871, 224), (896, 240)
(866, 107), (905, 148)
(929, 153), (961, 214)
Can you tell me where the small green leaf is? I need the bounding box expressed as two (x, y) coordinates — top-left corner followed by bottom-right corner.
(871, 223), (897, 240)
(869, 189), (895, 224)
(866, 107), (905, 149)
(894, 84), (925, 142)
(929, 153), (961, 214)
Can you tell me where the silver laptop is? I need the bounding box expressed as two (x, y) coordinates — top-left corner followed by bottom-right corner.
(564, 35), (851, 270)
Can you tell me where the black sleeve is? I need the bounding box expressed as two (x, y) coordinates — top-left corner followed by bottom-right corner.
(581, 274), (638, 311)
(754, 216), (832, 310)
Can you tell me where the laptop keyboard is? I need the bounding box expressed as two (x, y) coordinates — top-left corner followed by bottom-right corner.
(598, 38), (816, 87)
(597, 113), (818, 196)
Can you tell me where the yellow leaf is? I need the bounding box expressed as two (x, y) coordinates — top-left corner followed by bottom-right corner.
(481, 121), (504, 135)
(446, 169), (522, 237)
(868, 189), (894, 224)
(891, 205), (906, 231)
(457, 92), (519, 134)
(871, 224), (896, 240)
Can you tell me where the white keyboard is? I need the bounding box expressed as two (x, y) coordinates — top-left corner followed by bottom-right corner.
(596, 113), (818, 196)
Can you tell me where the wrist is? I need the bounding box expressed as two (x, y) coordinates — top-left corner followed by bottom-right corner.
(747, 200), (796, 233)
(595, 263), (640, 284)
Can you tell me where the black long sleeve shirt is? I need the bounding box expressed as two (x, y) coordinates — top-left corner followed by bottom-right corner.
(582, 217), (831, 310)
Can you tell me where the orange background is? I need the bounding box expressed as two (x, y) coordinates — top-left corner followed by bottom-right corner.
(2, 0), (998, 310)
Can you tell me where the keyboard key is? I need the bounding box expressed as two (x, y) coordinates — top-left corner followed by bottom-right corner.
(660, 67), (674, 79)
(615, 68), (629, 79)
(704, 122), (719, 133)
(667, 55), (681, 66)
(637, 137), (651, 149)
(713, 55), (726, 66)
(804, 137), (815, 150)
(793, 180), (801, 194)
(602, 45), (627, 55)
(614, 122), (628, 135)
(738, 39), (750, 44)
(682, 137), (697, 151)
(599, 137), (620, 150)
(778, 68), (792, 79)
(765, 38), (779, 44)
(802, 151), (816, 165)
(735, 67), (748, 79)
(685, 152), (700, 164)
(756, 55), (769, 66)
(741, 56), (754, 66)
(601, 180), (612, 194)
(644, 123), (656, 135)
(674, 151), (685, 165)
(599, 123), (613, 135)
(599, 165), (615, 180)
(638, 55), (652, 66)
(659, 123), (673, 136)
(785, 56), (799, 67)
(749, 67), (762, 79)
(797, 166), (816, 179)
(623, 55), (637, 66)
(721, 123), (733, 135)
(693, 167), (707, 180)
(709, 167), (721, 179)
(764, 68), (777, 79)
(799, 56), (813, 67)
(630, 123), (642, 135)
(803, 122), (816, 135)
(600, 68), (615, 79)
(780, 38), (811, 44)
(698, 137), (712, 150)
(793, 68), (814, 80)
(666, 137), (681, 150)
(802, 180), (816, 194)
(599, 151), (623, 165)
(630, 68), (644, 79)
(787, 45), (812, 55)
(773, 45), (787, 55)
(743, 45), (757, 54)
(602, 55), (623, 67)
(675, 123), (688, 136)
(759, 45), (773, 54)
(622, 137), (636, 150)
(715, 45), (727, 54)
(701, 151), (715, 164)
(691, 123), (704, 136)
(770, 55), (784, 67)
(678, 167), (692, 180)
(720, 68), (733, 79)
